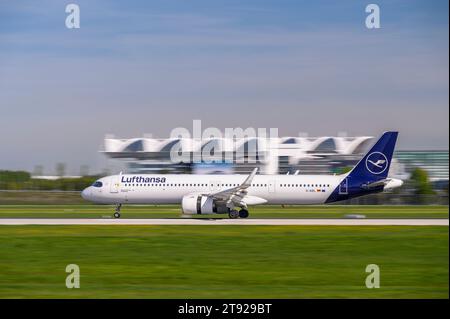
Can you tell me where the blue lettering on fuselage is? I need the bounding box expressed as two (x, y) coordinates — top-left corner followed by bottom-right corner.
(121, 176), (166, 183)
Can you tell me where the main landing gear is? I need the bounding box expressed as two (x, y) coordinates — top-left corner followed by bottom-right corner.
(228, 209), (249, 219)
(238, 209), (249, 218)
(114, 204), (122, 218)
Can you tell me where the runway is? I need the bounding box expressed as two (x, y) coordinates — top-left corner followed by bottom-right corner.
(0, 218), (448, 226)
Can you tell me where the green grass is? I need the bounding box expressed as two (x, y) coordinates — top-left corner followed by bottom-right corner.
(0, 225), (447, 298)
(0, 204), (448, 219)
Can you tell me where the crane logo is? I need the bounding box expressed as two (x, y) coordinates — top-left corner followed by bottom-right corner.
(365, 152), (388, 175)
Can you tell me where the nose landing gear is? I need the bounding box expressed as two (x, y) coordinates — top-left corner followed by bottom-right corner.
(114, 204), (122, 218)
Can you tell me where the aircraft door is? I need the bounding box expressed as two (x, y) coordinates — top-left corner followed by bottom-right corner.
(268, 180), (276, 193)
(209, 180), (221, 192)
(110, 176), (120, 193)
(339, 178), (348, 195)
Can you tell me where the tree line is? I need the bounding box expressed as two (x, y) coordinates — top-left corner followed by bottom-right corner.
(0, 170), (98, 191)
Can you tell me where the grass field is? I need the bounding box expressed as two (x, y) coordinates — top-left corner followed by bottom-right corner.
(0, 225), (447, 298)
(0, 204), (448, 219)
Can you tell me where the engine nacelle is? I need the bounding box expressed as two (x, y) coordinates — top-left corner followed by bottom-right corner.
(181, 194), (230, 215)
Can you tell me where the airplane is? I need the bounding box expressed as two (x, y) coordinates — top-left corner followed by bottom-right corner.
(81, 131), (403, 219)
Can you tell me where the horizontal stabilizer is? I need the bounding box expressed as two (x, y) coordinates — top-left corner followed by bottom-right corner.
(361, 179), (390, 189)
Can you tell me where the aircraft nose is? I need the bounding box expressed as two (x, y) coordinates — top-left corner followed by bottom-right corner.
(81, 187), (91, 200)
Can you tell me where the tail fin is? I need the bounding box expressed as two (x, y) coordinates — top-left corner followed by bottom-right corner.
(349, 131), (398, 181)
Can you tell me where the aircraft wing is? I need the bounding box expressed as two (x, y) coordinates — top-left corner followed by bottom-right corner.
(207, 168), (262, 207)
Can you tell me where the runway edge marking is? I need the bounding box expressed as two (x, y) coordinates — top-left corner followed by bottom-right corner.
(0, 219), (448, 226)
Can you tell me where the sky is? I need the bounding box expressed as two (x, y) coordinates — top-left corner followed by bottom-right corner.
(0, 0), (448, 174)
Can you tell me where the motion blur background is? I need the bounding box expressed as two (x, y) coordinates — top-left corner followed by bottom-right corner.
(0, 133), (448, 205)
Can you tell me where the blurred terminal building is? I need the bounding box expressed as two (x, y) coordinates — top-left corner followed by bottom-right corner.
(102, 136), (448, 185)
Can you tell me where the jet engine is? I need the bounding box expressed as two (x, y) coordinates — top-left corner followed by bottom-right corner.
(181, 194), (230, 215)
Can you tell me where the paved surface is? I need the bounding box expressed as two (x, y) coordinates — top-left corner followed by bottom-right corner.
(0, 218), (448, 226)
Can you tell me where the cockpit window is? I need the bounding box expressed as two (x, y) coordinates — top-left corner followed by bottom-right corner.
(92, 181), (103, 187)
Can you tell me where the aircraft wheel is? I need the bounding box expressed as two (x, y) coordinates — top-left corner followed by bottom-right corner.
(239, 209), (249, 218)
(228, 210), (239, 219)
(113, 203), (122, 219)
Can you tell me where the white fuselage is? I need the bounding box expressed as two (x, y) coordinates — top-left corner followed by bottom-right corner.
(82, 174), (346, 205)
